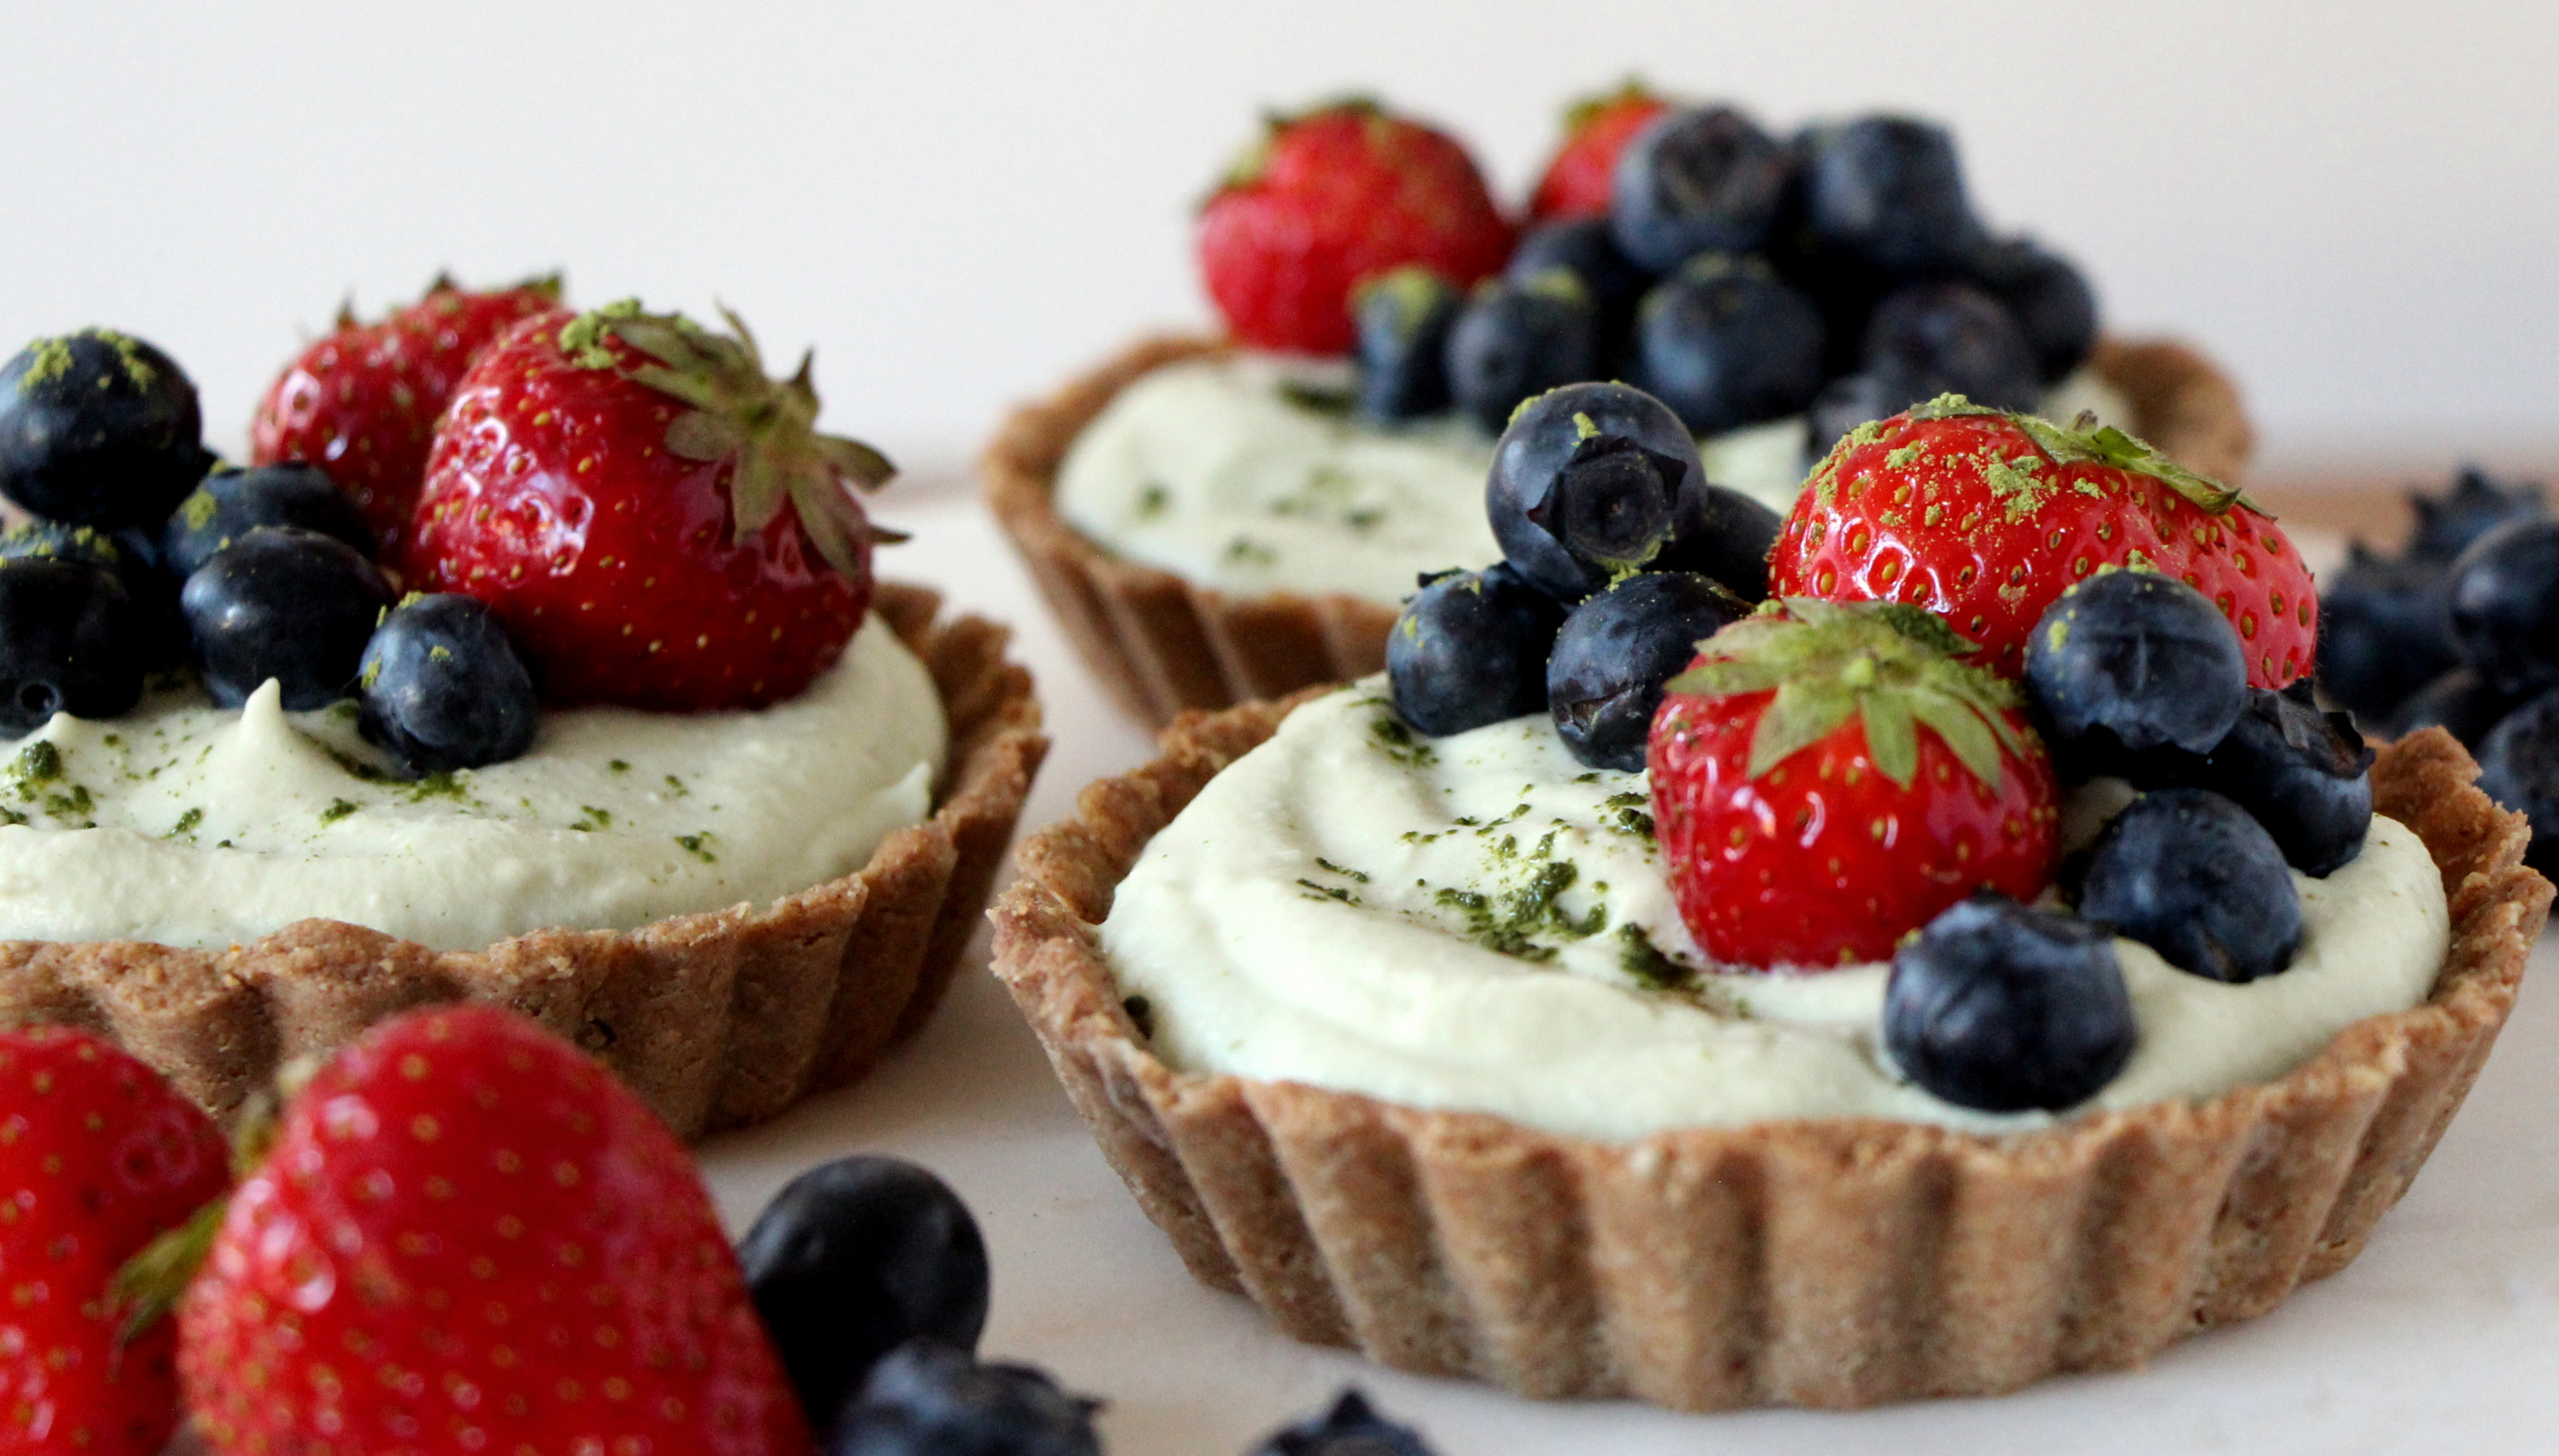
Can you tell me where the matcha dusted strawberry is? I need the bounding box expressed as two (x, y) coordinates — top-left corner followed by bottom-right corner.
(403, 300), (896, 711)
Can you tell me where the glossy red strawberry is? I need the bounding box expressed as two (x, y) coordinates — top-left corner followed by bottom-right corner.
(1649, 600), (2060, 967)
(1198, 99), (1513, 355)
(1529, 80), (1671, 221)
(404, 301), (895, 710)
(1772, 396), (2316, 686)
(177, 1004), (812, 1456)
(1, 1025), (229, 1456)
(251, 277), (561, 555)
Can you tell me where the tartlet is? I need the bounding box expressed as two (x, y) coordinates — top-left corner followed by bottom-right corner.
(989, 702), (2542, 1408)
(0, 582), (1046, 1142)
(985, 335), (2254, 728)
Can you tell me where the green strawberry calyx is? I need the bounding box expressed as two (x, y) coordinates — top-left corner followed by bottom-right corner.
(1662, 598), (2031, 791)
(558, 300), (899, 577)
(1905, 393), (2254, 516)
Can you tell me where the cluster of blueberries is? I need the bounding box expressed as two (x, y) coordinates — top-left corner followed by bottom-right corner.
(2316, 466), (2559, 870)
(1358, 109), (2096, 447)
(0, 328), (537, 774)
(741, 1155), (1435, 1456)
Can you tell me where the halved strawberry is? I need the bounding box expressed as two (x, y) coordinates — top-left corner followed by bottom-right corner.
(1528, 80), (1671, 222)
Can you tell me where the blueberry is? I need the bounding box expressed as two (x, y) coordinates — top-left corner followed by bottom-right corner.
(2445, 517), (2559, 694)
(1861, 281), (2042, 414)
(2475, 687), (2559, 875)
(2078, 788), (2302, 983)
(2407, 464), (2545, 562)
(1249, 1390), (1437, 1456)
(0, 558), (146, 734)
(1629, 255), (1827, 436)
(1546, 571), (1750, 771)
(1609, 105), (1793, 272)
(1796, 115), (1980, 278)
(1506, 216), (1654, 357)
(1652, 483), (1781, 605)
(4, 519), (188, 673)
(163, 462), (377, 579)
(2314, 544), (2458, 720)
(2187, 688), (2373, 876)
(2025, 569), (2249, 756)
(1352, 268), (1461, 423)
(829, 1339), (1100, 1456)
(0, 328), (207, 529)
(355, 594), (539, 774)
(1883, 893), (2135, 1113)
(181, 525), (394, 710)
(1445, 272), (1600, 434)
(1387, 564), (1567, 737)
(2382, 667), (2522, 747)
(1964, 235), (2098, 384)
(1486, 382), (1714, 602)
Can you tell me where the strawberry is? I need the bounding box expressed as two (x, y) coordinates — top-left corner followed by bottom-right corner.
(1649, 600), (2060, 968)
(1770, 396), (2317, 686)
(1528, 80), (1671, 222)
(175, 1004), (812, 1455)
(1, 1024), (229, 1455)
(1197, 99), (1513, 355)
(251, 276), (562, 555)
(403, 300), (896, 710)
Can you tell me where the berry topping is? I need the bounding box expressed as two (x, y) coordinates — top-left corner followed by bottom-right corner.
(1529, 80), (1671, 222)
(2315, 543), (2460, 720)
(2187, 687), (2374, 877)
(161, 461), (377, 578)
(180, 524), (395, 710)
(2407, 463), (2545, 561)
(2475, 688), (2559, 874)
(2076, 787), (2303, 983)
(405, 300), (896, 711)
(736, 1156), (992, 1435)
(828, 1339), (1101, 1456)
(1, 519), (185, 673)
(1197, 100), (1511, 356)
(0, 328), (207, 530)
(1859, 280), (2042, 415)
(1351, 267), (1461, 421)
(0, 1024), (229, 1456)
(1545, 571), (1749, 771)
(356, 593), (541, 774)
(1387, 563), (1567, 737)
(1608, 106), (1793, 273)
(2445, 516), (2559, 695)
(1505, 215), (1656, 353)
(1249, 1390), (1439, 1456)
(1653, 481), (1782, 605)
(1650, 600), (2059, 967)
(174, 1004), (811, 1454)
(2382, 666), (2520, 747)
(1964, 236), (2099, 384)
(1629, 253), (1828, 435)
(0, 557), (147, 733)
(1486, 383), (1715, 602)
(1445, 272), (1601, 434)
(1882, 893), (2136, 1113)
(2025, 567), (2249, 756)
(1796, 116), (1981, 278)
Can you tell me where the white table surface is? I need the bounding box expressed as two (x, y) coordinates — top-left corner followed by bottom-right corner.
(696, 489), (2557, 1456)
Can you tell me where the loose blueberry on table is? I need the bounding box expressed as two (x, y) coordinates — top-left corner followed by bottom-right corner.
(1247, 1389), (1439, 1456)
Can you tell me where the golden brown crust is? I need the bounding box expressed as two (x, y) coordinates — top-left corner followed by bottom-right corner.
(983, 334), (2258, 729)
(0, 582), (1049, 1142)
(988, 708), (2547, 1409)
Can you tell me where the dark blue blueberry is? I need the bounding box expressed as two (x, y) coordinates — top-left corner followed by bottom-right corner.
(2407, 464), (2545, 562)
(1609, 106), (1793, 272)
(1806, 371), (1912, 456)
(2475, 687), (2559, 875)
(1883, 893), (2135, 1113)
(2078, 788), (2302, 983)
(1546, 571), (1750, 771)
(2187, 688), (2373, 876)
(1387, 564), (1567, 737)
(162, 463), (376, 580)
(2382, 666), (2522, 748)
(180, 525), (394, 710)
(1249, 1390), (1437, 1456)
(828, 1339), (1100, 1456)
(1629, 255), (1827, 436)
(2445, 517), (2559, 694)
(1796, 115), (1980, 278)
(1352, 268), (1461, 423)
(1652, 483), (1781, 605)
(1486, 382), (1713, 602)
(739, 1156), (991, 1438)
(1861, 280), (2042, 414)
(1445, 272), (1600, 434)
(356, 594), (539, 774)
(1964, 235), (2098, 384)
(3, 519), (188, 673)
(2314, 544), (2457, 721)
(1507, 216), (1655, 359)
(0, 558), (145, 734)
(0, 329), (207, 529)
(2025, 569), (2248, 757)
